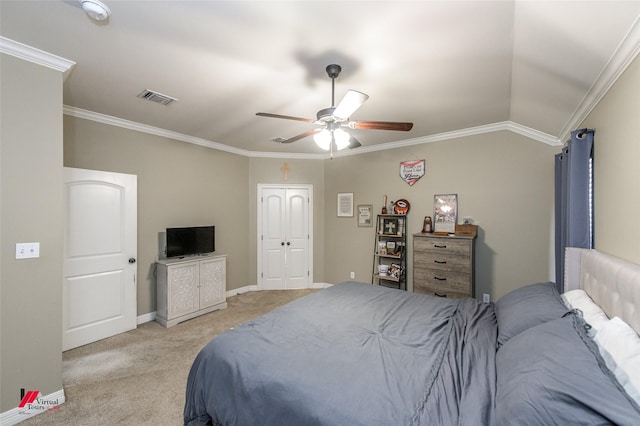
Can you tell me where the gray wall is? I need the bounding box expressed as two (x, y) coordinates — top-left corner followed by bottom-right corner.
(582, 54), (640, 264)
(63, 122), (558, 304)
(1, 54), (64, 411)
(64, 117), (251, 315)
(323, 131), (558, 300)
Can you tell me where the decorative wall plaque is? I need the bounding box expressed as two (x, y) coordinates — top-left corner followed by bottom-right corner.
(399, 160), (425, 186)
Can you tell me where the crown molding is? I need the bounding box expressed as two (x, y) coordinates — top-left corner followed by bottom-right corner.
(558, 15), (640, 141)
(246, 150), (325, 160)
(64, 105), (328, 159)
(63, 105), (254, 157)
(0, 36), (75, 73)
(505, 122), (562, 146)
(332, 121), (561, 158)
(65, 106), (562, 159)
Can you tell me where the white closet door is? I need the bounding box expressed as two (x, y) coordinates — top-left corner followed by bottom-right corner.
(259, 185), (311, 290)
(285, 188), (310, 289)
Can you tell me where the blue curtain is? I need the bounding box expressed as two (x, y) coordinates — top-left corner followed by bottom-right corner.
(554, 129), (594, 292)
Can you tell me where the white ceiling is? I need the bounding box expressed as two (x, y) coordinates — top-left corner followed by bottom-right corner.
(1, 1), (639, 157)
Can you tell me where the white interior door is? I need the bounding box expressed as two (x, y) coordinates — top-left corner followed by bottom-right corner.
(261, 188), (286, 290)
(259, 185), (312, 290)
(63, 168), (137, 351)
(285, 188), (310, 289)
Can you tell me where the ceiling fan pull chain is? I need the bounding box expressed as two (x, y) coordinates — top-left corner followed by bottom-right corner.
(330, 133), (335, 159)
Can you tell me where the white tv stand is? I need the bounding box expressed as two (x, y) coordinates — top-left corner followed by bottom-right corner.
(156, 254), (227, 328)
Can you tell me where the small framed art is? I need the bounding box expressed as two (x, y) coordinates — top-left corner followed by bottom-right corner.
(337, 192), (354, 217)
(357, 204), (373, 227)
(433, 194), (458, 233)
(382, 217), (399, 235)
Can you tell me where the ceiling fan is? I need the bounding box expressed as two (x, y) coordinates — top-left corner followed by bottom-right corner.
(256, 64), (413, 152)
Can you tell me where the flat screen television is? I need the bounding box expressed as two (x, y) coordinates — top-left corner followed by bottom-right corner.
(166, 226), (215, 258)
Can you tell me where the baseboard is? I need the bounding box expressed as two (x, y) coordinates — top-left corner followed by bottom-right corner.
(137, 311), (156, 324)
(226, 285), (259, 297)
(0, 389), (65, 425)
(309, 282), (333, 289)
(137, 284), (332, 326)
(227, 283), (331, 297)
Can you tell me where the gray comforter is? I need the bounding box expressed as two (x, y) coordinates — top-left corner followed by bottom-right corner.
(184, 281), (497, 426)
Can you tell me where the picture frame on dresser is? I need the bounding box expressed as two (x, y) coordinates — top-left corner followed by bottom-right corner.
(433, 194), (457, 233)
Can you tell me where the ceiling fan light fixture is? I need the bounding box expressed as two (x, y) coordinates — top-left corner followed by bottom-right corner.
(314, 128), (351, 151)
(333, 128), (351, 150)
(314, 129), (331, 150)
(80, 0), (111, 21)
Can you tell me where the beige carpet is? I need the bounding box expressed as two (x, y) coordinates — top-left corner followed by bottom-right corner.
(21, 289), (317, 426)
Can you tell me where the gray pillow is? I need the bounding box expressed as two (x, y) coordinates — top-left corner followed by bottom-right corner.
(494, 282), (568, 347)
(496, 314), (640, 425)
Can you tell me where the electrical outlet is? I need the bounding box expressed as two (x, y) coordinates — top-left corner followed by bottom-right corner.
(483, 293), (490, 303)
(350, 272), (355, 279)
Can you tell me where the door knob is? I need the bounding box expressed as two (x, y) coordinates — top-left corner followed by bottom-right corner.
(286, 242), (291, 246)
(129, 258), (136, 264)
(281, 242), (285, 246)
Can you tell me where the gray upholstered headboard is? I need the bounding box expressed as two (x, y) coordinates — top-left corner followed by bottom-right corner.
(565, 247), (640, 335)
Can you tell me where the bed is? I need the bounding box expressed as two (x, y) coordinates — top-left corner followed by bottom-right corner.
(184, 248), (640, 426)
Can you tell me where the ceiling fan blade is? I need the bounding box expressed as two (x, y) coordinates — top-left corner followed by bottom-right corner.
(349, 120), (413, 131)
(348, 135), (362, 149)
(256, 112), (315, 123)
(333, 90), (369, 119)
(275, 129), (320, 144)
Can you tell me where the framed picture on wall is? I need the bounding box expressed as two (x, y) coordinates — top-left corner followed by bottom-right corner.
(357, 204), (373, 227)
(433, 194), (457, 233)
(337, 192), (354, 217)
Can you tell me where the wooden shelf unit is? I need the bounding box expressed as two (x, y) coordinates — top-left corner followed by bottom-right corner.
(372, 214), (407, 291)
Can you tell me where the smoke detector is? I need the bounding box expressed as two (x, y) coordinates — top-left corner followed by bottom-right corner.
(79, 0), (111, 21)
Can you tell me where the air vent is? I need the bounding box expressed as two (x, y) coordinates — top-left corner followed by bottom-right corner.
(137, 89), (177, 106)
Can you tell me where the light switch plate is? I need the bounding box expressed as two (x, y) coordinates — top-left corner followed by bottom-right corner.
(16, 242), (40, 259)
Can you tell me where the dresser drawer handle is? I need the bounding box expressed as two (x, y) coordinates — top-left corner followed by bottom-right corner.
(434, 292), (447, 298)
(434, 260), (447, 264)
(434, 244), (447, 249)
(434, 276), (447, 281)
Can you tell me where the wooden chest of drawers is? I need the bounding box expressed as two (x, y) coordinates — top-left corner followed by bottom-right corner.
(413, 233), (476, 298)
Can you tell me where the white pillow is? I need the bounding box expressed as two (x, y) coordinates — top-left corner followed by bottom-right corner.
(594, 316), (640, 405)
(562, 289), (609, 331)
